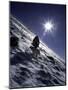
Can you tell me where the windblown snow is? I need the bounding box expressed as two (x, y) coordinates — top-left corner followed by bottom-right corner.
(9, 15), (66, 89)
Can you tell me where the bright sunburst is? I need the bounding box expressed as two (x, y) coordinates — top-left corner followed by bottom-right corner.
(43, 20), (55, 34)
(44, 22), (53, 31)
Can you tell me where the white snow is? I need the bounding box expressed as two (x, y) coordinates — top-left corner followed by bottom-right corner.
(9, 15), (66, 89)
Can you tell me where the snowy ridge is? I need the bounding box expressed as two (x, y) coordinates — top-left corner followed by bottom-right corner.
(9, 15), (66, 89)
(10, 15), (35, 38)
(10, 15), (64, 62)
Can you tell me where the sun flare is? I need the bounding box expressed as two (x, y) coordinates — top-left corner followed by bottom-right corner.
(43, 20), (54, 33)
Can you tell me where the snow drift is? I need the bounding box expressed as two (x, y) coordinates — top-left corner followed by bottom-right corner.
(9, 15), (66, 89)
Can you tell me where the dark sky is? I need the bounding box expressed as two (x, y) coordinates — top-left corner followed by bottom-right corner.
(10, 1), (66, 60)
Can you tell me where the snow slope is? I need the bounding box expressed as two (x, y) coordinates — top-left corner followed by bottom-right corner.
(9, 15), (66, 89)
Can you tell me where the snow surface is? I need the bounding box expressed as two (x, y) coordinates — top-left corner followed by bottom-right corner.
(9, 15), (66, 89)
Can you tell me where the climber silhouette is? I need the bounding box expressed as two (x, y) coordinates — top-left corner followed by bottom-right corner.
(32, 35), (39, 49)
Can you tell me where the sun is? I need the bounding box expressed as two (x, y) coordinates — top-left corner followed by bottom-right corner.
(41, 19), (56, 38)
(44, 22), (53, 31)
(43, 20), (54, 33)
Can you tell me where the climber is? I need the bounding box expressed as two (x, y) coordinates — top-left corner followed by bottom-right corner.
(32, 35), (39, 49)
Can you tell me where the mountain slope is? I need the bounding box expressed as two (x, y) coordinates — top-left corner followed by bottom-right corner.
(9, 15), (66, 89)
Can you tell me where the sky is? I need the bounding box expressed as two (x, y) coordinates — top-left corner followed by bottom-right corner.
(10, 1), (66, 60)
